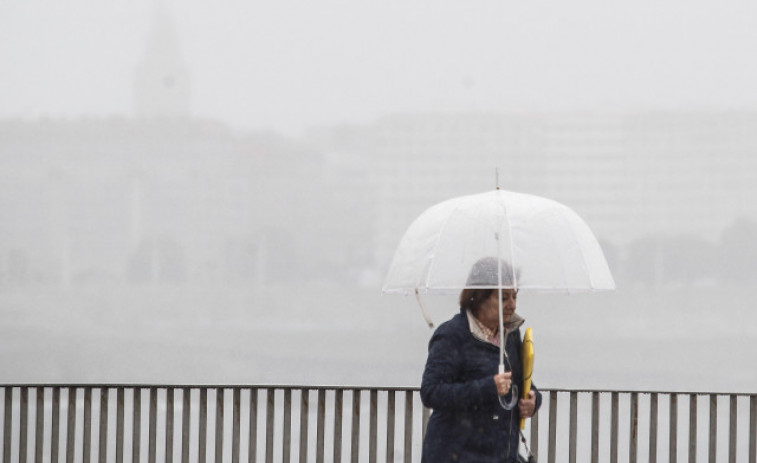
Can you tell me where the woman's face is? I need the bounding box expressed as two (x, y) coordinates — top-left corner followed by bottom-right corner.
(477, 289), (518, 330)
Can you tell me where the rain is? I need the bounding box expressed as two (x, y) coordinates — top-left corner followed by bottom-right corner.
(1, 0), (757, 460)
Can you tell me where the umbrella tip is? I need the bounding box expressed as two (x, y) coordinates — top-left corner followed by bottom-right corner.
(495, 167), (500, 190)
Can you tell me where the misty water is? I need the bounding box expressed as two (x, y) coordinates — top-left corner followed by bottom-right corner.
(2, 282), (755, 393)
(3, 282), (756, 463)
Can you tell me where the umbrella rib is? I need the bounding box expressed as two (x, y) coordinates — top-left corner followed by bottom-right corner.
(499, 197), (518, 289)
(553, 207), (594, 290)
(421, 204), (463, 290)
(428, 202), (509, 290)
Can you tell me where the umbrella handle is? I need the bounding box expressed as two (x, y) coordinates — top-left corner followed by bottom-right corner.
(497, 363), (519, 410)
(499, 385), (519, 411)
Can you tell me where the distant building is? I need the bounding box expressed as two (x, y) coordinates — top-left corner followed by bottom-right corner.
(0, 6), (337, 288)
(315, 111), (757, 270)
(133, 6), (191, 119)
(0, 118), (340, 287)
(3, 111), (757, 288)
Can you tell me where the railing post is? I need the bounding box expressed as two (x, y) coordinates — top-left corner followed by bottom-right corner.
(67, 388), (78, 463)
(116, 387), (125, 463)
(548, 390), (557, 463)
(334, 389), (343, 463)
(283, 388), (291, 463)
(52, 387), (61, 463)
(689, 393), (697, 463)
(199, 388), (208, 463)
(529, 398), (543, 460)
(630, 392), (638, 463)
(249, 388), (259, 463)
(422, 406), (430, 440)
(83, 387), (92, 463)
(404, 391), (413, 463)
(100, 387), (110, 463)
(591, 391), (599, 463)
(610, 391), (618, 463)
(300, 389), (310, 463)
(233, 388), (241, 463)
(149, 387), (158, 463)
(20, 386), (28, 463)
(670, 393), (678, 463)
(217, 388), (225, 463)
(386, 390), (395, 463)
(266, 389), (274, 463)
(351, 389), (360, 463)
(316, 389), (325, 463)
(166, 387), (174, 463)
(4, 388), (12, 463)
(749, 394), (756, 463)
(709, 394), (717, 463)
(649, 393), (658, 463)
(369, 389), (377, 463)
(133, 388), (142, 463)
(531, 399), (539, 461)
(569, 391), (577, 463)
(36, 387), (45, 463)
(728, 394), (737, 463)
(183, 388), (191, 463)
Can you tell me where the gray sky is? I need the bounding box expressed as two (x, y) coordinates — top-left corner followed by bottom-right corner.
(3, 0), (757, 134)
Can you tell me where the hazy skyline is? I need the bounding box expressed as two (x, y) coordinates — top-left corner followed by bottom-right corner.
(3, 0), (757, 134)
(2, 0), (756, 391)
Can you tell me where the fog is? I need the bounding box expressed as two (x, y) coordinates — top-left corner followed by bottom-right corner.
(1, 0), (756, 394)
(5, 0), (757, 133)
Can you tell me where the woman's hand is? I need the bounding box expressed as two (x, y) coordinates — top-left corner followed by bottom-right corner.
(493, 372), (512, 396)
(519, 391), (537, 417)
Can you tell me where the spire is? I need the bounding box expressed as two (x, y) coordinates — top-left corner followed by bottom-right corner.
(133, 2), (191, 118)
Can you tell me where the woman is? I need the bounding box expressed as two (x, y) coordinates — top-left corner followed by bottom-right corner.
(420, 257), (542, 462)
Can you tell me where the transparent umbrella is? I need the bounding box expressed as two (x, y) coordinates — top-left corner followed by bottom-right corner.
(382, 189), (615, 395)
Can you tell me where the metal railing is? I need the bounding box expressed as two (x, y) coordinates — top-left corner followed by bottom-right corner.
(1, 385), (755, 462)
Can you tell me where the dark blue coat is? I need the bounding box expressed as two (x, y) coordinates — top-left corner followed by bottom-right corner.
(420, 309), (542, 463)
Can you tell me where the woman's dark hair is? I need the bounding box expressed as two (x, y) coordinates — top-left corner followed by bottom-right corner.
(459, 288), (496, 315)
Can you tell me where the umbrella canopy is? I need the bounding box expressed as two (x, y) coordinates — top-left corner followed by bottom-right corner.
(382, 189), (615, 294)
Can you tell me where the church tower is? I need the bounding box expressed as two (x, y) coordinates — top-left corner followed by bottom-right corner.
(133, 4), (191, 118)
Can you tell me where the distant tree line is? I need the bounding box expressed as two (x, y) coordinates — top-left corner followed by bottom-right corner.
(3, 216), (755, 290)
(606, 217), (757, 288)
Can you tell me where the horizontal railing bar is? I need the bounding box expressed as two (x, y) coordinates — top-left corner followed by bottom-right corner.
(2, 384), (754, 397)
(516, 388), (757, 397)
(0, 384), (424, 392)
(3, 384), (755, 400)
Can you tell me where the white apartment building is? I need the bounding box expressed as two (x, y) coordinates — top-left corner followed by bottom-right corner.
(319, 111), (757, 270)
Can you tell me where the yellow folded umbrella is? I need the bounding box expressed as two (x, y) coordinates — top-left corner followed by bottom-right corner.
(520, 327), (534, 430)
